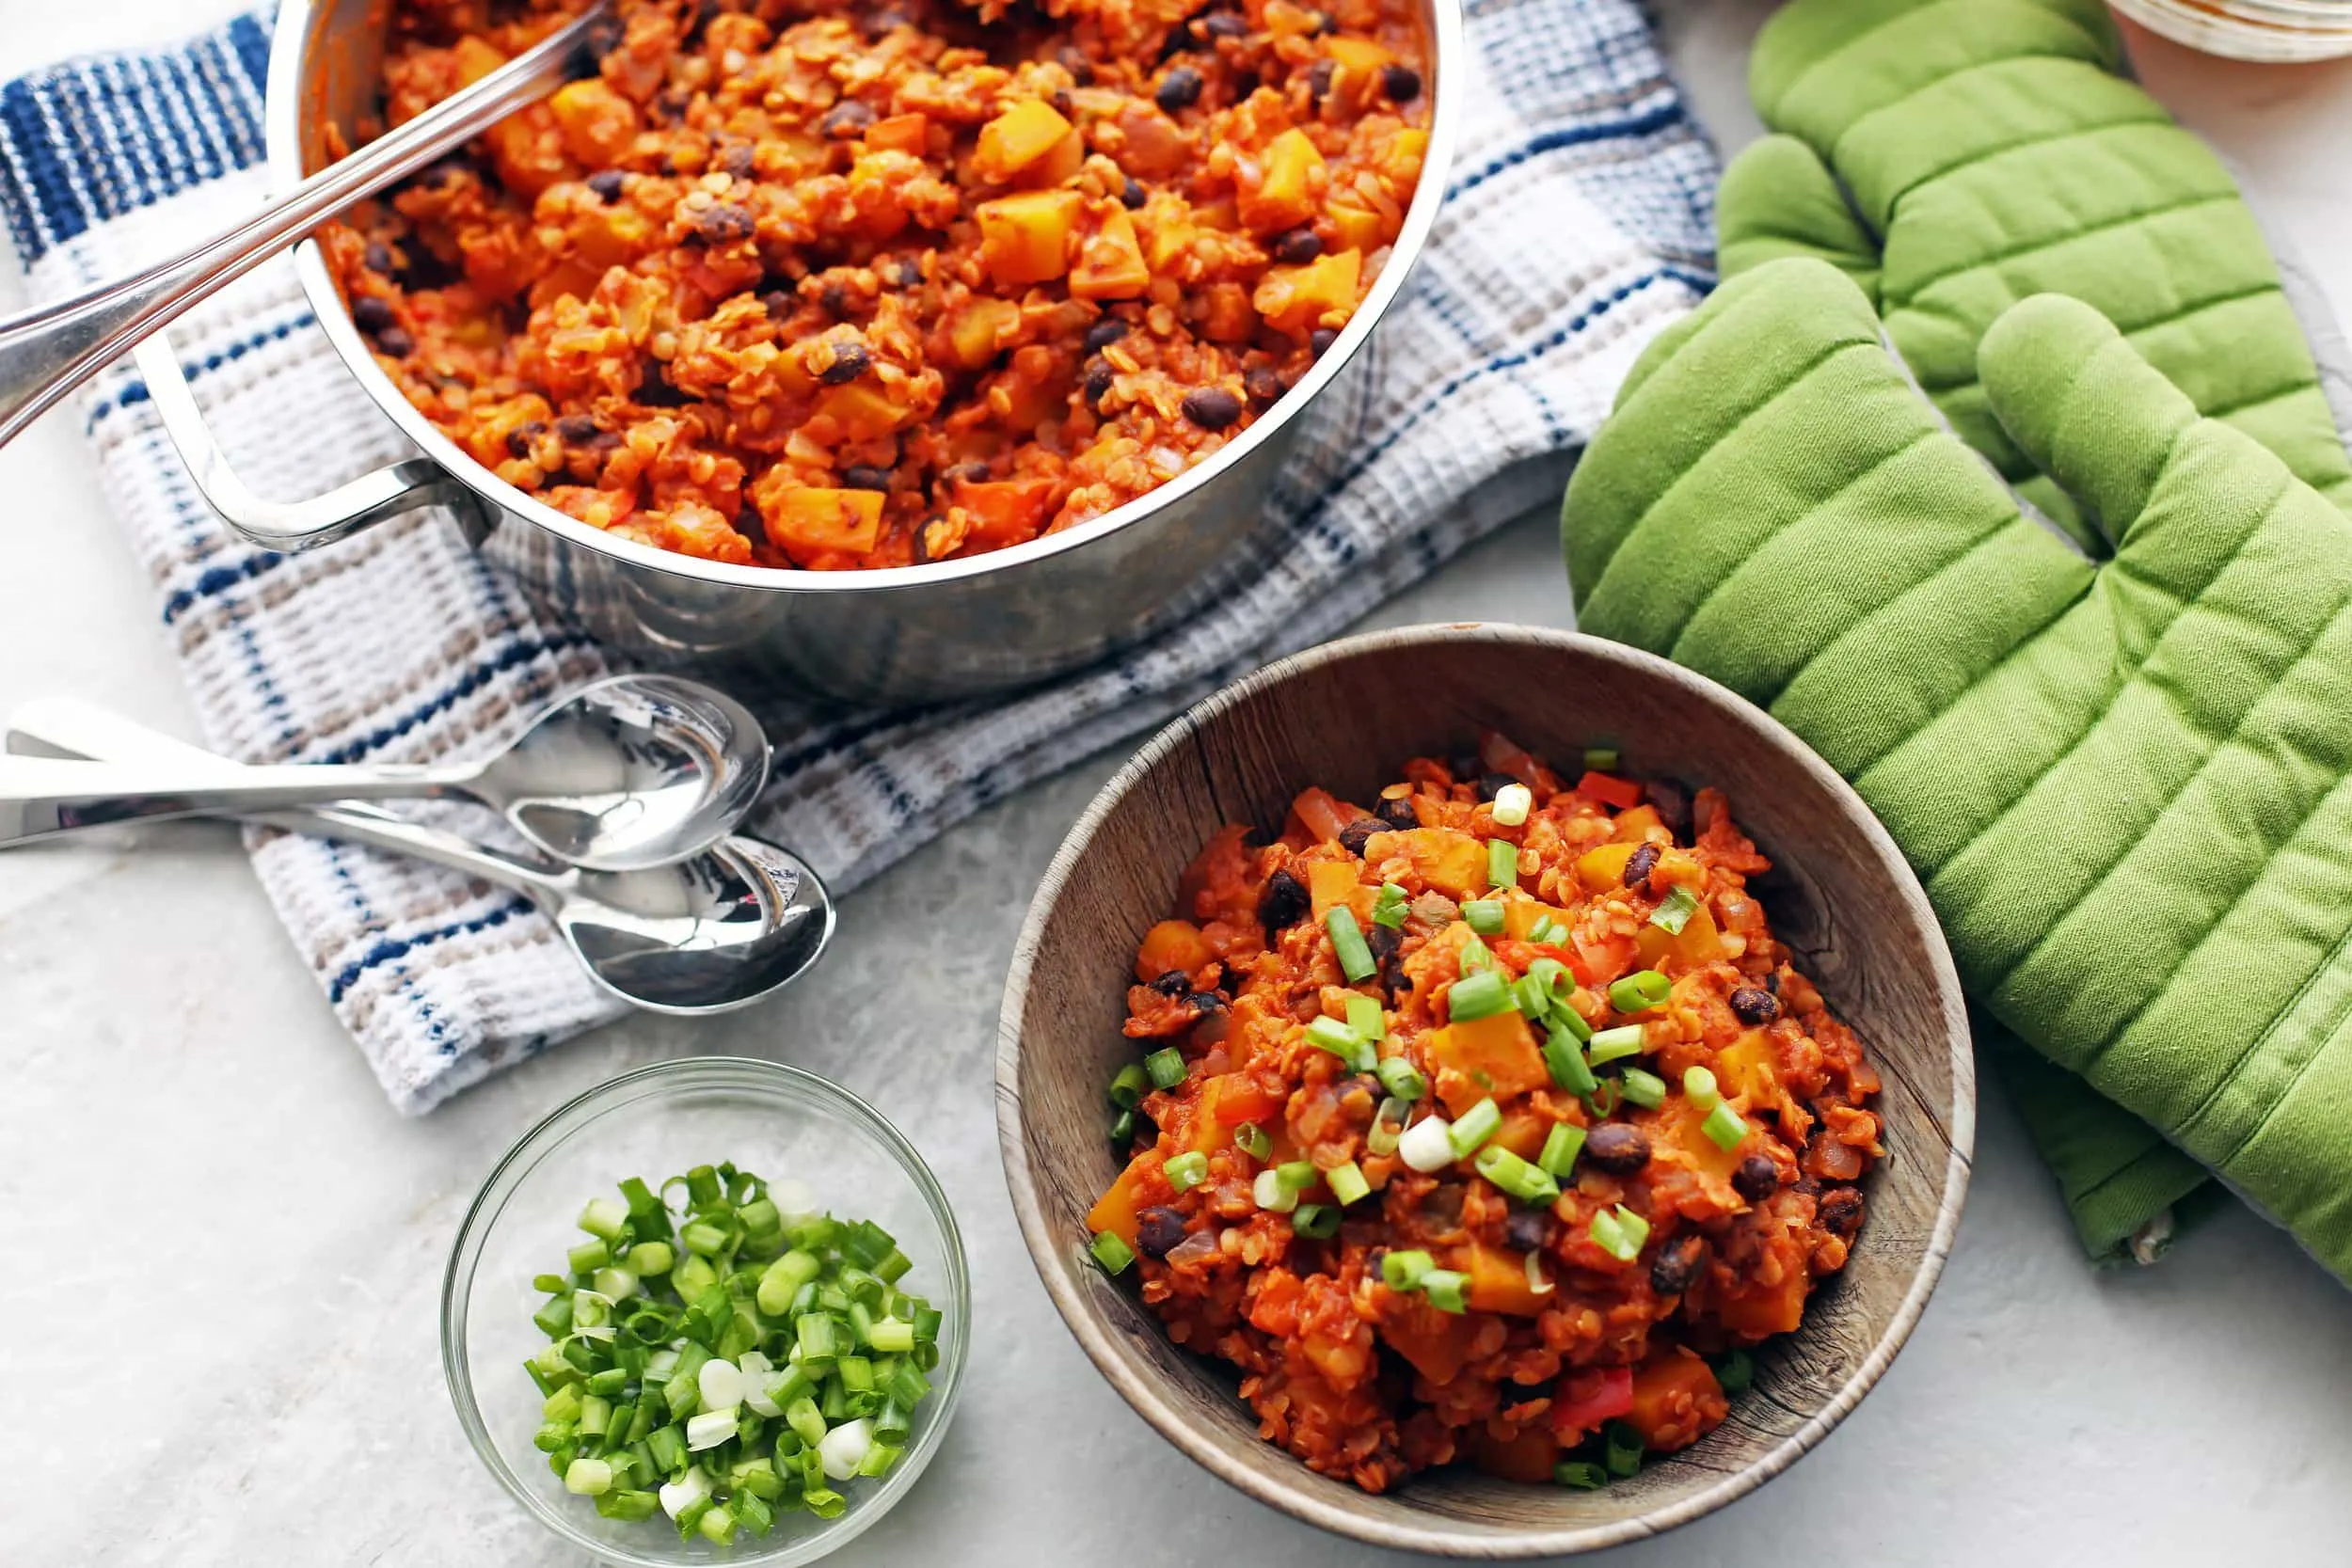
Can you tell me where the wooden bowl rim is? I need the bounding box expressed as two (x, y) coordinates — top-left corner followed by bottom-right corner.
(994, 622), (1976, 1558)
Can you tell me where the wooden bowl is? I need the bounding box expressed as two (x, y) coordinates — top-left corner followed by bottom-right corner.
(995, 624), (1974, 1557)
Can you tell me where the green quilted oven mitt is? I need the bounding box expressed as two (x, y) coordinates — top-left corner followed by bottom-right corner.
(1716, 0), (2352, 554)
(1564, 258), (2352, 1285)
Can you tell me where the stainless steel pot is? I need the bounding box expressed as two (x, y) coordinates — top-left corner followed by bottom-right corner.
(137, 0), (1464, 705)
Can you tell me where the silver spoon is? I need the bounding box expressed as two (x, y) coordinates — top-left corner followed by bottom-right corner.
(0, 674), (771, 871)
(7, 702), (834, 1015)
(0, 1), (614, 448)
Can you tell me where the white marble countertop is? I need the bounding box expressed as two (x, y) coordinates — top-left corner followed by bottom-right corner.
(5, 4), (2350, 1563)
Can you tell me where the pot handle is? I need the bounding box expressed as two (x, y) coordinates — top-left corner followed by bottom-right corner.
(131, 331), (484, 553)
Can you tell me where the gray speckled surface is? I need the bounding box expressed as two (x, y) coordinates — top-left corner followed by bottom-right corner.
(5, 2), (2352, 1562)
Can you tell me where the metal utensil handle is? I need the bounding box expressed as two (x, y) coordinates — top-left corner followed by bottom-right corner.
(0, 4), (610, 452)
(0, 753), (471, 846)
(3, 697), (568, 901)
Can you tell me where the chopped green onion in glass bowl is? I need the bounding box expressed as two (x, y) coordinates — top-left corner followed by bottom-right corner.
(443, 1058), (969, 1566)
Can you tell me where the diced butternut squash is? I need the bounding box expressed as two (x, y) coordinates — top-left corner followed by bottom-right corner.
(1714, 1028), (1778, 1104)
(1308, 860), (1361, 921)
(1135, 919), (1212, 982)
(977, 190), (1080, 286)
(1428, 1010), (1546, 1115)
(1069, 209), (1151, 301)
(1458, 1243), (1549, 1317)
(1252, 246), (1361, 335)
(954, 477), (1059, 546)
(758, 484), (885, 556)
(1327, 200), (1388, 255)
(1576, 841), (1637, 893)
(1611, 804), (1664, 843)
(575, 201), (652, 267)
(1187, 1073), (1287, 1153)
(1634, 901), (1723, 970)
(548, 78), (639, 167)
(1460, 1422), (1560, 1483)
(1715, 1273), (1805, 1339)
(943, 296), (1021, 369)
(451, 36), (507, 86)
(974, 98), (1075, 182)
(1392, 827), (1485, 899)
(1239, 128), (1325, 233)
(1379, 1303), (1478, 1384)
(1624, 1353), (1726, 1452)
(816, 382), (912, 442)
(1662, 1094), (1745, 1181)
(1324, 36), (1394, 73)
(1502, 892), (1574, 941)
(1490, 1108), (1551, 1162)
(1086, 1156), (1152, 1247)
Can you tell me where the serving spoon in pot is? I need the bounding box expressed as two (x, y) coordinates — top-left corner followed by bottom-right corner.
(7, 699), (834, 1015)
(0, 0), (614, 449)
(0, 673), (771, 871)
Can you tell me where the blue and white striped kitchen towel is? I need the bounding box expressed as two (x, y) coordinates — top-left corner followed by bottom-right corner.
(0, 2), (1714, 1113)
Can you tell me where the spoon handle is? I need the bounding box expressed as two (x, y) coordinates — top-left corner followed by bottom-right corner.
(3, 698), (572, 903)
(0, 754), (476, 844)
(0, 2), (612, 449)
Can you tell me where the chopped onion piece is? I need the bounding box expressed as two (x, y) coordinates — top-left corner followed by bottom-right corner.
(685, 1409), (739, 1450)
(1398, 1114), (1456, 1173)
(659, 1468), (711, 1519)
(738, 1350), (781, 1417)
(818, 1418), (874, 1481)
(697, 1355), (745, 1414)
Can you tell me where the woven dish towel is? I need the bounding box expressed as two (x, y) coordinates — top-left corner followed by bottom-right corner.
(0, 2), (1713, 1113)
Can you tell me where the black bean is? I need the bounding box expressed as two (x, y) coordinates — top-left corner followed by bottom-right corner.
(1201, 10), (1248, 38)
(1181, 386), (1242, 430)
(555, 414), (601, 443)
(818, 341), (870, 384)
(637, 361), (691, 405)
(504, 420), (547, 460)
(1375, 795), (1419, 830)
(758, 290), (797, 321)
(1338, 817), (1381, 857)
(1258, 867), (1310, 930)
(1244, 366), (1284, 406)
(841, 464), (892, 491)
(1083, 360), (1115, 407)
(1648, 1233), (1704, 1296)
(1232, 70), (1261, 100)
(1365, 922), (1402, 969)
(692, 203), (756, 244)
(571, 10), (623, 73)
(1732, 1152), (1778, 1203)
(820, 280), (852, 318)
(1307, 58), (1335, 103)
(1622, 841), (1661, 890)
(912, 517), (947, 563)
(1156, 65), (1204, 112)
(1476, 771), (1517, 802)
(1311, 9), (1337, 33)
(897, 259), (925, 287)
(1184, 991), (1228, 1015)
(1057, 45), (1096, 87)
(1272, 227), (1323, 264)
(1121, 177), (1148, 210)
(1729, 986), (1779, 1026)
(821, 100), (876, 139)
(1309, 326), (1338, 356)
(722, 143), (757, 179)
(1135, 1206), (1188, 1259)
(1818, 1187), (1865, 1239)
(1149, 971), (1192, 997)
(1502, 1207), (1550, 1254)
(374, 326), (414, 357)
(1382, 64), (1422, 103)
(585, 168), (626, 202)
(362, 241), (395, 275)
(733, 505), (768, 547)
(1583, 1123), (1652, 1175)
(350, 294), (396, 334)
(1085, 318), (1130, 352)
(416, 155), (469, 190)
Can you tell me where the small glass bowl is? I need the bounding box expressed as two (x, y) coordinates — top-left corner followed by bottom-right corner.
(442, 1057), (970, 1566)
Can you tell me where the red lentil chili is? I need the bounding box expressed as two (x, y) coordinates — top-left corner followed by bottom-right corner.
(1087, 734), (1883, 1493)
(323, 0), (1431, 569)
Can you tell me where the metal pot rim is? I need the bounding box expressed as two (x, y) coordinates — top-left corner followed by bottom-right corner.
(262, 0), (1468, 596)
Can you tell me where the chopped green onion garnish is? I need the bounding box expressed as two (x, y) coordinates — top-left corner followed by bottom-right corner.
(1702, 1101), (1749, 1150)
(1554, 1460), (1609, 1490)
(1486, 839), (1519, 891)
(1381, 1249), (1435, 1290)
(1164, 1151), (1209, 1194)
(1233, 1121), (1273, 1161)
(1649, 884), (1701, 936)
(1619, 1067), (1666, 1109)
(1473, 1145), (1560, 1205)
(1586, 1024), (1646, 1065)
(1327, 907), (1377, 983)
(1542, 1028), (1598, 1096)
(1603, 1420), (1645, 1478)
(1683, 1066), (1720, 1111)
(1107, 1063), (1151, 1108)
(1371, 881), (1410, 928)
(1346, 995), (1385, 1042)
(1305, 1014), (1369, 1066)
(1714, 1349), (1755, 1395)
(1613, 1204), (1651, 1253)
(1462, 898), (1506, 936)
(1458, 935), (1493, 973)
(1327, 1161), (1371, 1206)
(1144, 1048), (1187, 1089)
(1367, 1096), (1409, 1156)
(1089, 1230), (1135, 1274)
(579, 1197), (629, 1242)
(1537, 1122), (1586, 1178)
(1491, 783), (1534, 827)
(1524, 957), (1573, 1007)
(1608, 969), (1671, 1012)
(1375, 1055), (1427, 1102)
(1512, 974), (1554, 1019)
(1552, 1003), (1594, 1043)
(1447, 1098), (1502, 1159)
(1291, 1204), (1341, 1240)
(1276, 1160), (1319, 1193)
(1252, 1168), (1297, 1212)
(1586, 1079), (1621, 1118)
(1589, 1209), (1629, 1260)
(1582, 747), (1620, 772)
(1107, 1109), (1135, 1144)
(1422, 1269), (1470, 1314)
(1528, 914), (1567, 944)
(1447, 969), (1513, 1022)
